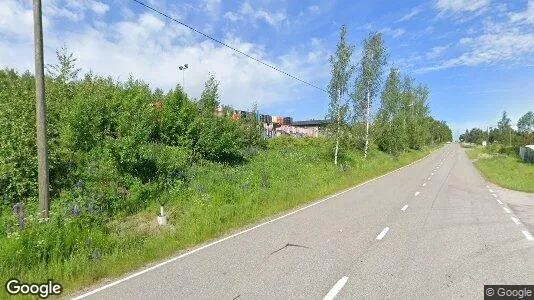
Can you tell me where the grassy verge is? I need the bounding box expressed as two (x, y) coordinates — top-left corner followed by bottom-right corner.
(1, 140), (438, 298)
(466, 146), (534, 193)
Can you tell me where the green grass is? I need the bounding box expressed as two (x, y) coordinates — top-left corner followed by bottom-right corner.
(466, 146), (534, 193)
(1, 141), (438, 298)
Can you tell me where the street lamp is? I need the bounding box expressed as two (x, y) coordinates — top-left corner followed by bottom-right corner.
(178, 63), (189, 89)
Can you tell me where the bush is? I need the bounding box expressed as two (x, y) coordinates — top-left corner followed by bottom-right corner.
(191, 116), (247, 163)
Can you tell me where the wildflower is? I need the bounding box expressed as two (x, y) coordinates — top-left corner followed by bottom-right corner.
(88, 202), (96, 213)
(92, 249), (101, 261)
(86, 238), (93, 248)
(241, 183), (250, 191)
(12, 202), (21, 215)
(76, 179), (84, 189)
(70, 203), (80, 217)
(18, 212), (25, 230)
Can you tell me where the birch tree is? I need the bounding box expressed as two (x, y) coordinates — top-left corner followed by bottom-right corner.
(353, 33), (387, 158)
(327, 25), (354, 165)
(375, 68), (402, 154)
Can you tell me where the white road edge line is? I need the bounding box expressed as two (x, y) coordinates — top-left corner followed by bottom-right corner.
(422, 183), (427, 187)
(72, 147), (437, 299)
(489, 189), (494, 193)
(492, 193), (498, 198)
(323, 276), (349, 300)
(486, 185), (490, 188)
(522, 230), (534, 241)
(401, 204), (408, 211)
(414, 191), (420, 197)
(497, 199), (503, 205)
(427, 177), (431, 181)
(511, 217), (520, 225)
(503, 207), (511, 214)
(376, 227), (390, 240)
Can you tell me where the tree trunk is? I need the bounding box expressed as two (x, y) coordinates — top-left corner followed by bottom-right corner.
(334, 92), (341, 165)
(364, 85), (371, 158)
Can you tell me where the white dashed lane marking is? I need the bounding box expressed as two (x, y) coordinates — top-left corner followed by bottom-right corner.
(376, 227), (390, 240)
(323, 276), (349, 300)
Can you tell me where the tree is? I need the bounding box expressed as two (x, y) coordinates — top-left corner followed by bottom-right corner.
(46, 46), (81, 83)
(353, 32), (387, 158)
(497, 111), (511, 130)
(375, 68), (402, 154)
(518, 111), (534, 134)
(198, 74), (219, 114)
(409, 83), (430, 150)
(497, 111), (512, 145)
(327, 25), (354, 165)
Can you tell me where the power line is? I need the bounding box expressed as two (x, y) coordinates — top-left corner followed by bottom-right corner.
(130, 0), (327, 93)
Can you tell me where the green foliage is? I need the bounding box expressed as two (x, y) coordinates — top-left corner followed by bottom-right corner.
(0, 44), (448, 297)
(191, 116), (247, 163)
(374, 68), (450, 154)
(0, 62), (263, 209)
(46, 45), (81, 83)
(197, 74), (219, 114)
(517, 111), (534, 134)
(327, 25), (355, 164)
(0, 135), (434, 297)
(468, 146), (534, 193)
(461, 109), (533, 149)
(352, 32), (388, 157)
(0, 70), (39, 206)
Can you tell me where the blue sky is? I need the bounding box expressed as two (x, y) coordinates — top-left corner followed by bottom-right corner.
(1, 0), (533, 138)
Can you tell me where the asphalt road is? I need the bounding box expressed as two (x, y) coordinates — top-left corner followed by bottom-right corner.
(74, 143), (534, 299)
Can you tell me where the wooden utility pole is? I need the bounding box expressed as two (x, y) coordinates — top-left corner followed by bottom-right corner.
(33, 0), (50, 218)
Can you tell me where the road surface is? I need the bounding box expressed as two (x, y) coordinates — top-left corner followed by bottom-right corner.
(74, 143), (534, 299)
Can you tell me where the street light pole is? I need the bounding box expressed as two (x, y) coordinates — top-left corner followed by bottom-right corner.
(178, 64), (189, 90)
(33, 0), (50, 219)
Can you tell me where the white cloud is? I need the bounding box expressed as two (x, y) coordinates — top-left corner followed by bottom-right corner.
(426, 45), (449, 59)
(436, 0), (490, 13)
(0, 3), (326, 111)
(380, 27), (405, 38)
(201, 0), (221, 17)
(0, 0), (36, 40)
(509, 0), (534, 24)
(224, 2), (287, 27)
(88, 1), (109, 15)
(223, 11), (241, 22)
(139, 13), (165, 31)
(308, 5), (320, 14)
(398, 6), (423, 22)
(416, 29), (534, 73)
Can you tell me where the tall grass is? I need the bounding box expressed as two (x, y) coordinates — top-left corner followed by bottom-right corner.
(466, 145), (534, 193)
(0, 138), (436, 297)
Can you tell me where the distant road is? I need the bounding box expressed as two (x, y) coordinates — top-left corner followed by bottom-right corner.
(74, 143), (534, 299)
